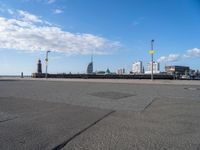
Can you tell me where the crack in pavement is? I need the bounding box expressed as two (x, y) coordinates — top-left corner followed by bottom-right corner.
(142, 98), (156, 112)
(0, 116), (18, 123)
(52, 110), (116, 150)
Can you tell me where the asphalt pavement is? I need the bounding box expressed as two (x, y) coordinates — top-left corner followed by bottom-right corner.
(0, 78), (200, 150)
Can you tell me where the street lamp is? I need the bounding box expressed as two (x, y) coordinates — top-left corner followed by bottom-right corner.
(149, 39), (154, 80)
(45, 50), (51, 78)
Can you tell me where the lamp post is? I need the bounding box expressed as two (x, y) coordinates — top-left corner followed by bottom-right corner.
(150, 40), (154, 80)
(45, 50), (51, 78)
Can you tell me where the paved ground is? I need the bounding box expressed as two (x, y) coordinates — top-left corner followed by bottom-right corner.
(0, 78), (200, 150)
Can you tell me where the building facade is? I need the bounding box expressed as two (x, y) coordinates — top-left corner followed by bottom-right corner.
(165, 66), (190, 76)
(117, 68), (125, 75)
(145, 61), (160, 74)
(87, 62), (93, 74)
(132, 61), (143, 74)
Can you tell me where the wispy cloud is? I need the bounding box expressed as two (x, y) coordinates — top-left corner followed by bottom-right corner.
(49, 55), (62, 60)
(157, 48), (200, 63)
(7, 9), (14, 15)
(47, 0), (56, 4)
(53, 9), (63, 14)
(0, 9), (121, 55)
(131, 17), (144, 27)
(184, 48), (200, 58)
(132, 21), (139, 26)
(0, 2), (7, 13)
(18, 0), (57, 4)
(18, 10), (42, 23)
(157, 54), (181, 63)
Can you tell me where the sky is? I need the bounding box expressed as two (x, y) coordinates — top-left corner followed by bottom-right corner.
(0, 0), (200, 75)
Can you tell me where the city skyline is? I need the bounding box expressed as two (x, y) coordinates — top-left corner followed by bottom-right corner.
(0, 0), (200, 75)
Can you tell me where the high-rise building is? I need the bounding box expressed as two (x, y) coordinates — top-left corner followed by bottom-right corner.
(37, 59), (42, 74)
(145, 61), (160, 74)
(132, 61), (143, 74)
(87, 55), (93, 74)
(87, 62), (93, 74)
(117, 68), (125, 75)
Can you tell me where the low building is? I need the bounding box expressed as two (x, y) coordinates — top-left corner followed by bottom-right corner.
(165, 66), (190, 76)
(96, 71), (106, 75)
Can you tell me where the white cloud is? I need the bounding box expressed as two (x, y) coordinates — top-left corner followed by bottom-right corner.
(157, 54), (180, 63)
(157, 48), (200, 63)
(18, 10), (42, 23)
(0, 10), (120, 55)
(185, 48), (200, 58)
(53, 9), (63, 14)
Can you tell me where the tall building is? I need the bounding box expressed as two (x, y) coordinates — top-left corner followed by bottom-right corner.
(87, 62), (93, 74)
(132, 61), (143, 74)
(87, 55), (93, 74)
(37, 59), (42, 74)
(145, 61), (160, 74)
(117, 68), (125, 75)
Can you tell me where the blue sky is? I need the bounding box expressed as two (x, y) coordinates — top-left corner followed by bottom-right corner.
(0, 0), (200, 75)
